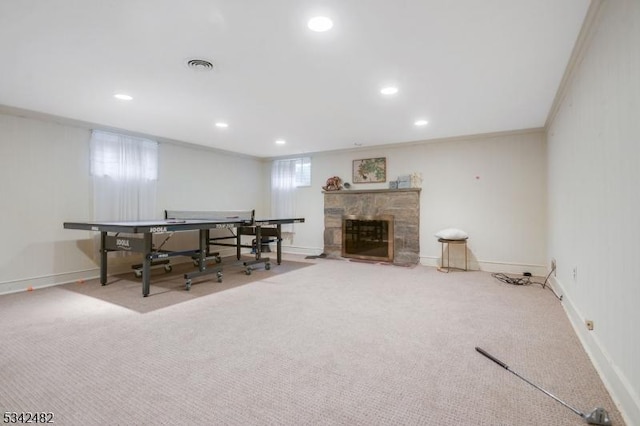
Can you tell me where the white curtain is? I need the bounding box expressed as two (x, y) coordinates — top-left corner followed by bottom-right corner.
(271, 159), (298, 236)
(90, 130), (158, 221)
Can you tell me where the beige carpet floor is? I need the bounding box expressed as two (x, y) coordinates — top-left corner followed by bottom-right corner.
(0, 255), (625, 425)
(58, 256), (312, 313)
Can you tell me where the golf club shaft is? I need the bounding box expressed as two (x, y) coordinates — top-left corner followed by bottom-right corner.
(475, 347), (585, 418)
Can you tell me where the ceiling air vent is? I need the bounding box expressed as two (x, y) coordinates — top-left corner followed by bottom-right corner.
(186, 59), (214, 71)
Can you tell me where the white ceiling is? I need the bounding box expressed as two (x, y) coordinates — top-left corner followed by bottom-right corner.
(0, 0), (590, 158)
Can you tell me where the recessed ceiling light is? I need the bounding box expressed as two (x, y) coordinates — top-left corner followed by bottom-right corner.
(275, 139), (286, 145)
(215, 122), (228, 128)
(380, 86), (398, 95)
(308, 16), (333, 32)
(414, 120), (429, 126)
(114, 93), (133, 101)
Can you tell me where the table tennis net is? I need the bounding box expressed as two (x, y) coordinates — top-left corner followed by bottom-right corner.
(165, 209), (255, 223)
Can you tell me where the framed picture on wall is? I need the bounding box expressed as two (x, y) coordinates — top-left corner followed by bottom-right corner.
(352, 157), (386, 183)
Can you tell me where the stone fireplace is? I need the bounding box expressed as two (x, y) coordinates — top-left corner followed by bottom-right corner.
(323, 188), (420, 265)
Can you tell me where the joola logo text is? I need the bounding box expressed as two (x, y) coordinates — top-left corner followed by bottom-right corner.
(150, 227), (167, 233)
(116, 239), (130, 248)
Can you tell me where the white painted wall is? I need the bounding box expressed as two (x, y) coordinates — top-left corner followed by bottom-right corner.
(276, 130), (548, 274)
(0, 114), (93, 292)
(547, 1), (640, 423)
(158, 143), (266, 215)
(0, 112), (265, 293)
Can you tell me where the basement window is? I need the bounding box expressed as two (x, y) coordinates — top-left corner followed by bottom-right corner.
(294, 157), (311, 187)
(272, 157), (311, 188)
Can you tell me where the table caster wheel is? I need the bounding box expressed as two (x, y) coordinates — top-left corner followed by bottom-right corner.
(265, 262), (271, 270)
(215, 256), (222, 264)
(164, 265), (172, 273)
(185, 280), (192, 291)
(245, 267), (252, 276)
(193, 259), (199, 267)
(134, 270), (142, 278)
(217, 271), (223, 283)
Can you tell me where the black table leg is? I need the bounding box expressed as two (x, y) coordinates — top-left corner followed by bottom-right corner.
(142, 233), (152, 297)
(100, 232), (107, 285)
(184, 229), (223, 290)
(255, 226), (262, 259)
(236, 229), (242, 260)
(276, 224), (282, 265)
(242, 225), (272, 274)
(199, 229), (208, 271)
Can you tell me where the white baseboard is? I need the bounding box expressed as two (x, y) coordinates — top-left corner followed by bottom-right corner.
(0, 268), (101, 296)
(0, 250), (550, 296)
(419, 256), (548, 277)
(280, 245), (322, 256)
(0, 248), (242, 296)
(552, 276), (639, 425)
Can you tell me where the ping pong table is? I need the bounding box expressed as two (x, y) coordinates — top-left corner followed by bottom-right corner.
(63, 210), (304, 297)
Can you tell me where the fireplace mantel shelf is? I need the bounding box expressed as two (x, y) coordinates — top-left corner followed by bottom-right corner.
(322, 188), (421, 195)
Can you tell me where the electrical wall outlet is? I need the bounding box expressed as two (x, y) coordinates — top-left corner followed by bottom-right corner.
(586, 320), (594, 331)
(551, 258), (557, 276)
(572, 266), (578, 282)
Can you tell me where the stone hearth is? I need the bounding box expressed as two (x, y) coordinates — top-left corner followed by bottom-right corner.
(323, 188), (420, 264)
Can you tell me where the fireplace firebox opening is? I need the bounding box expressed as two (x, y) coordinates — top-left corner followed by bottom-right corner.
(342, 215), (394, 262)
